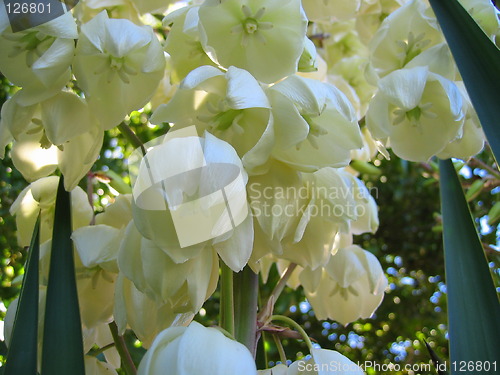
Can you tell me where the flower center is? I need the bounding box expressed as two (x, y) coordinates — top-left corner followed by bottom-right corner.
(298, 114), (328, 150)
(244, 18), (259, 34)
(331, 284), (359, 301)
(395, 32), (431, 67)
(231, 5), (274, 46)
(94, 54), (138, 84)
(393, 102), (437, 132)
(198, 99), (244, 133)
(4, 30), (54, 67)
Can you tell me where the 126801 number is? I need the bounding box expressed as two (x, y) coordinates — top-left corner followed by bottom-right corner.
(5, 2), (52, 14)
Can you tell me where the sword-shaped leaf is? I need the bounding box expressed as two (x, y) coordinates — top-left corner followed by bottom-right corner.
(428, 0), (500, 163)
(4, 216), (40, 375)
(439, 158), (500, 374)
(41, 176), (85, 375)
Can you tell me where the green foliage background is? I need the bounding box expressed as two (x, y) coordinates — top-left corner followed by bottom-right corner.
(0, 72), (498, 374)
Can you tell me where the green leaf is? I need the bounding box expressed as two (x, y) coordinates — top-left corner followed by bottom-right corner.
(438, 158), (500, 373)
(428, 0), (500, 163)
(487, 201), (500, 226)
(4, 215), (40, 375)
(41, 176), (85, 375)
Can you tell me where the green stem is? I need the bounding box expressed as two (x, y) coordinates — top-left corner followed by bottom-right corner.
(260, 331), (270, 369)
(220, 261), (235, 336)
(234, 266), (259, 356)
(273, 334), (287, 364)
(118, 122), (146, 155)
(257, 263), (297, 323)
(269, 263), (297, 307)
(109, 322), (137, 375)
(87, 342), (116, 357)
(270, 315), (313, 353)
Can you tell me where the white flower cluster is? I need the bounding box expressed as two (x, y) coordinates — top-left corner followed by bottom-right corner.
(1, 0), (498, 373)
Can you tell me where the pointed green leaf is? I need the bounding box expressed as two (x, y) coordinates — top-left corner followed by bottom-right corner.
(439, 158), (500, 373)
(422, 338), (448, 375)
(428, 0), (500, 163)
(4, 215), (40, 375)
(41, 176), (85, 375)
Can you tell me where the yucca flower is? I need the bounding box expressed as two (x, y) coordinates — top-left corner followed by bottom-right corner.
(0, 11), (77, 104)
(198, 0), (307, 83)
(366, 66), (464, 162)
(137, 321), (257, 375)
(73, 11), (165, 129)
(301, 245), (387, 325)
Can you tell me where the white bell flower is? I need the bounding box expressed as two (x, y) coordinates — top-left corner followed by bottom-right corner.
(436, 82), (485, 160)
(151, 65), (274, 173)
(1, 90), (103, 190)
(355, 0), (405, 45)
(366, 66), (464, 162)
(129, 129), (253, 272)
(268, 75), (363, 171)
(316, 21), (368, 68)
(73, 11), (166, 129)
(327, 55), (377, 116)
(301, 245), (387, 325)
(9, 176), (93, 247)
(114, 273), (194, 348)
(198, 0), (308, 83)
(137, 321), (257, 375)
(0, 10), (77, 105)
(163, 6), (217, 84)
(118, 221), (220, 313)
(336, 170), (379, 235)
(368, 0), (445, 79)
(249, 165), (365, 270)
(71, 195), (132, 274)
(38, 238), (117, 329)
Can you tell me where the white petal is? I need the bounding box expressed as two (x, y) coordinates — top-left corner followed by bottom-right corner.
(378, 66), (429, 109)
(41, 91), (92, 146)
(214, 214), (254, 272)
(325, 247), (365, 288)
(32, 38), (75, 87)
(72, 224), (122, 271)
(178, 322), (257, 375)
(226, 66), (270, 109)
(118, 221), (149, 292)
(311, 348), (364, 375)
(11, 134), (58, 182)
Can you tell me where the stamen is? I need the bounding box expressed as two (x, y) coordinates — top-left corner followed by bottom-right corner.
(241, 4), (253, 18)
(254, 7), (266, 20)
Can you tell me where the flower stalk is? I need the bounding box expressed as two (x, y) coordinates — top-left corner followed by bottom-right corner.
(220, 261), (235, 336)
(109, 321), (137, 375)
(270, 315), (313, 353)
(234, 266), (259, 356)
